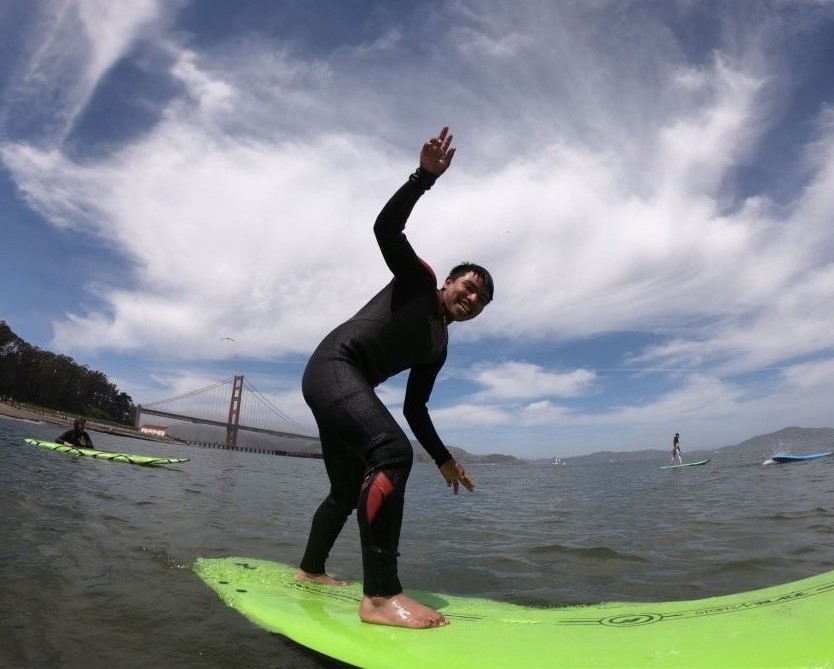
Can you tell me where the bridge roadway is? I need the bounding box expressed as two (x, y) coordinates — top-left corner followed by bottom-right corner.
(138, 406), (316, 441)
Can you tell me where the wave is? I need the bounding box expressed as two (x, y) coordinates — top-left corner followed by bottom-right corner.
(0, 414), (43, 425)
(530, 544), (649, 563)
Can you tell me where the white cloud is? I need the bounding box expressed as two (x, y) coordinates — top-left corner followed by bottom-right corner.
(6, 2), (804, 368)
(170, 49), (235, 115)
(472, 361), (596, 400)
(432, 401), (516, 427)
(3, 121), (403, 357)
(1, 0), (166, 142)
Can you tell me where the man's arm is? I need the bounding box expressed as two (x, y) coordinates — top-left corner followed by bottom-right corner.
(404, 362), (476, 494)
(373, 168), (438, 281)
(402, 357), (452, 468)
(373, 127), (456, 281)
(55, 429), (76, 445)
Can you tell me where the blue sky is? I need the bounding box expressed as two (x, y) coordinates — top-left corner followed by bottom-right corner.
(3, 0), (834, 459)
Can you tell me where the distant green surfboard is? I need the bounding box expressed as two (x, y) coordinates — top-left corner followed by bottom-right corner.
(194, 556), (834, 668)
(660, 458), (711, 469)
(24, 438), (189, 466)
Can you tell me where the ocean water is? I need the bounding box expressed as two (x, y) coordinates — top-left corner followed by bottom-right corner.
(2, 415), (833, 668)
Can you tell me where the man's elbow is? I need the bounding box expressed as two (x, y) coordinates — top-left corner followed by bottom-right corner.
(373, 219), (390, 244)
(402, 403), (423, 425)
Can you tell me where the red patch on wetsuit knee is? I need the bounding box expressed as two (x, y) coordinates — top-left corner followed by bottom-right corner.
(365, 471), (395, 524)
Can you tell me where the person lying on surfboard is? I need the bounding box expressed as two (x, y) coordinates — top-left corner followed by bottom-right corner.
(295, 126), (494, 629)
(56, 417), (94, 448)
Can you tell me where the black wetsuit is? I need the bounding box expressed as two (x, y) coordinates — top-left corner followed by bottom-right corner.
(300, 167), (453, 597)
(56, 428), (94, 448)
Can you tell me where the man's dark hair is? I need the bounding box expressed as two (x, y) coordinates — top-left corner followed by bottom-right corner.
(447, 262), (494, 302)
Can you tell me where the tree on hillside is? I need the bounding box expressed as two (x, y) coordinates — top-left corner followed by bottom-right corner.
(0, 320), (134, 423)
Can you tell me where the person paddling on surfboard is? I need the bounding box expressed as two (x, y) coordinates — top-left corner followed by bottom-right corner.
(56, 417), (94, 448)
(672, 432), (682, 465)
(295, 126), (493, 629)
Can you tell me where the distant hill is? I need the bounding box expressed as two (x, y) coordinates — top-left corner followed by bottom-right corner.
(412, 443), (525, 465)
(170, 424), (834, 467)
(546, 448), (667, 465)
(710, 426), (834, 459)
(542, 426), (834, 466)
(268, 426), (834, 466)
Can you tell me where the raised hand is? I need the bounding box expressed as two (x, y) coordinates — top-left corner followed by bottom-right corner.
(420, 126), (456, 176)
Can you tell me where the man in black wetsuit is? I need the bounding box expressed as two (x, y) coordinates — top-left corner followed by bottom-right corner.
(56, 418), (94, 448)
(296, 127), (494, 629)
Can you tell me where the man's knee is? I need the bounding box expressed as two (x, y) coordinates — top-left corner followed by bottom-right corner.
(368, 433), (413, 472)
(323, 491), (358, 519)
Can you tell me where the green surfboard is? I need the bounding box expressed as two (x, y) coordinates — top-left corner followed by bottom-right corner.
(194, 557), (834, 668)
(24, 438), (189, 466)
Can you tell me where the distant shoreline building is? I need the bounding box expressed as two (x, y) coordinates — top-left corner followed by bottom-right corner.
(139, 424), (168, 437)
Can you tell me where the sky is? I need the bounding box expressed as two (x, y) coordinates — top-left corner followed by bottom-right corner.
(3, 0), (834, 459)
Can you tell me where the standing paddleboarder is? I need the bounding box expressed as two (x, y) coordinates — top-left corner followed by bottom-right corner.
(672, 432), (682, 465)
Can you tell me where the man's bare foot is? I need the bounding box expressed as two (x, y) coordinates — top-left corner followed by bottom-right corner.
(294, 569), (349, 586)
(359, 592), (449, 629)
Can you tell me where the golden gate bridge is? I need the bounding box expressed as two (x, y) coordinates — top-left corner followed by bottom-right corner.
(135, 375), (317, 449)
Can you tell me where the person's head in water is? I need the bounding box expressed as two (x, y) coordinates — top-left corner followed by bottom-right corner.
(440, 262), (494, 323)
(74, 418), (87, 433)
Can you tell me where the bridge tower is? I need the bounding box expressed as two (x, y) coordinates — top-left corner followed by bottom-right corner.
(226, 375), (244, 448)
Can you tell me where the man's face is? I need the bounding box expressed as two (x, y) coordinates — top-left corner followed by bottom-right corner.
(75, 422), (86, 432)
(441, 271), (490, 322)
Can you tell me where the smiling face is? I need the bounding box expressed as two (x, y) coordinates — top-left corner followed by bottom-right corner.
(440, 270), (491, 323)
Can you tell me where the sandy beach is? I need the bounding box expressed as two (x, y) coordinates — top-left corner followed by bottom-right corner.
(0, 401), (154, 441)
(0, 402), (65, 425)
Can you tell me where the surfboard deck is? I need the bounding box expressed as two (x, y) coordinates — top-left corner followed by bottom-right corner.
(659, 458), (711, 469)
(24, 438), (189, 466)
(771, 451), (832, 463)
(194, 556), (834, 668)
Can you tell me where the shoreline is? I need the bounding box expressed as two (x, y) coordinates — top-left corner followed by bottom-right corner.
(0, 401), (174, 443)
(0, 401), (318, 454)
(0, 402), (65, 426)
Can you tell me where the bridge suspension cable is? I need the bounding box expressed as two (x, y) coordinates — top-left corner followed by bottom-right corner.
(137, 375), (316, 447)
(142, 378), (234, 407)
(242, 378), (307, 432)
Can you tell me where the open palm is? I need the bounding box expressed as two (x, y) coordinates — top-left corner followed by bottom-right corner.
(420, 126), (456, 176)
